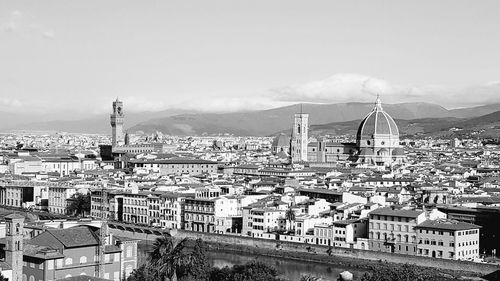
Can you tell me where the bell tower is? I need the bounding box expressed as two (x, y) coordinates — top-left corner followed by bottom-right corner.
(291, 105), (309, 163)
(110, 98), (125, 147)
(5, 213), (24, 281)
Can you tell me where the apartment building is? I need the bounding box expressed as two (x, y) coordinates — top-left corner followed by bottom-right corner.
(332, 219), (367, 248)
(122, 192), (149, 225)
(249, 208), (285, 238)
(41, 155), (81, 176)
(8, 156), (43, 175)
(368, 207), (446, 255)
(48, 186), (78, 215)
(0, 183), (36, 208)
(183, 187), (220, 232)
(241, 197), (288, 237)
(148, 193), (162, 226)
(313, 223), (333, 246)
(129, 159), (218, 176)
(159, 192), (190, 229)
(416, 219), (481, 261)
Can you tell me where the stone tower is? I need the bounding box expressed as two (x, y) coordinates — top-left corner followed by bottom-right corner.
(110, 98), (125, 147)
(5, 213), (24, 281)
(291, 109), (309, 163)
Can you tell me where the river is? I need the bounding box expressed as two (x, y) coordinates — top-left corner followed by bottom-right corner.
(137, 241), (366, 281)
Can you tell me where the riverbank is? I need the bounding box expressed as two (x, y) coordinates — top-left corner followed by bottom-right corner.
(137, 241), (367, 281)
(111, 228), (499, 278)
(171, 229), (499, 277)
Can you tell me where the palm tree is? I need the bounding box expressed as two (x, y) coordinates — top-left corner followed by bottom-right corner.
(285, 204), (296, 233)
(149, 235), (190, 281)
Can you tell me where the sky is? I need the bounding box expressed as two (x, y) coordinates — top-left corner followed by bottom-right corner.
(1, 0), (500, 117)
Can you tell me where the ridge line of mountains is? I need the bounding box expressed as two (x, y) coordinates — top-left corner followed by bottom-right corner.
(2, 102), (500, 138)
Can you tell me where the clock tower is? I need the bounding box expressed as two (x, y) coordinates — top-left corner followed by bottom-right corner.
(5, 213), (24, 281)
(110, 98), (125, 147)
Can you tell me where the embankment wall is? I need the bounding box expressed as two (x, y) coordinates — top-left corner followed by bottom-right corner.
(110, 228), (500, 275)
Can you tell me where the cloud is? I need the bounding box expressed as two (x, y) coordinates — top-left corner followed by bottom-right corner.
(272, 74), (398, 103)
(170, 95), (289, 113)
(1, 10), (56, 40)
(11, 10), (22, 18)
(0, 97), (23, 109)
(0, 11), (21, 32)
(0, 21), (16, 32)
(42, 30), (55, 40)
(271, 73), (500, 108)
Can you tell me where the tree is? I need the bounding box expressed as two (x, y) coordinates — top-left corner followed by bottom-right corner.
(360, 263), (459, 281)
(209, 261), (284, 281)
(149, 235), (191, 281)
(176, 238), (211, 281)
(285, 204), (296, 233)
(126, 264), (158, 281)
(66, 193), (91, 216)
(299, 274), (325, 281)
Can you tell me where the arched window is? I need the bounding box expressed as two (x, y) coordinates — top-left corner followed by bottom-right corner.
(29, 276), (35, 281)
(79, 256), (87, 264)
(65, 258), (73, 265)
(65, 274), (72, 278)
(22, 274), (27, 281)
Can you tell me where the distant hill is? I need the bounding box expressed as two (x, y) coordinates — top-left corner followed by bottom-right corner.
(3, 102), (500, 136)
(0, 109), (199, 134)
(128, 102), (452, 136)
(449, 103), (500, 118)
(294, 110), (500, 138)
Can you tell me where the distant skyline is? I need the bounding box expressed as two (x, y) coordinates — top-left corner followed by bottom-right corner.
(1, 0), (500, 116)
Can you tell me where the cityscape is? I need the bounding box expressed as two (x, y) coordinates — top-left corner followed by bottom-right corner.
(1, 1), (500, 281)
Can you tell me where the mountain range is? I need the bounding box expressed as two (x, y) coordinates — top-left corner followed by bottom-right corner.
(1, 102), (500, 137)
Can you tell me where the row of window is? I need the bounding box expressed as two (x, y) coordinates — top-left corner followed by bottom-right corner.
(371, 215), (414, 223)
(185, 213), (215, 222)
(418, 229), (454, 236)
(370, 222), (413, 232)
(458, 229), (479, 235)
(185, 205), (214, 212)
(369, 231), (416, 243)
(124, 207), (148, 215)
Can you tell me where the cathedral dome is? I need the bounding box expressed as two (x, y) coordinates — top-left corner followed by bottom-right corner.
(356, 97), (399, 140)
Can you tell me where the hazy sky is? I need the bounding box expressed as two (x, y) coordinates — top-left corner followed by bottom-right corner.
(1, 0), (500, 115)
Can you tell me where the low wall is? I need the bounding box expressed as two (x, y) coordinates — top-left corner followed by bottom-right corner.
(111, 228), (500, 275)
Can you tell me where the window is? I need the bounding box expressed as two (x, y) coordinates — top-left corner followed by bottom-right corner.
(65, 258), (73, 266)
(47, 260), (54, 270)
(80, 256), (87, 264)
(126, 245), (133, 257)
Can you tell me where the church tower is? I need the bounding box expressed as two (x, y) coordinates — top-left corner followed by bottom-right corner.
(110, 98), (125, 147)
(291, 108), (309, 163)
(5, 214), (24, 281)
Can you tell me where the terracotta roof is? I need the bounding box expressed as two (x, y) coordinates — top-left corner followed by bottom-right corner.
(416, 219), (481, 231)
(369, 207), (423, 218)
(31, 226), (99, 249)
